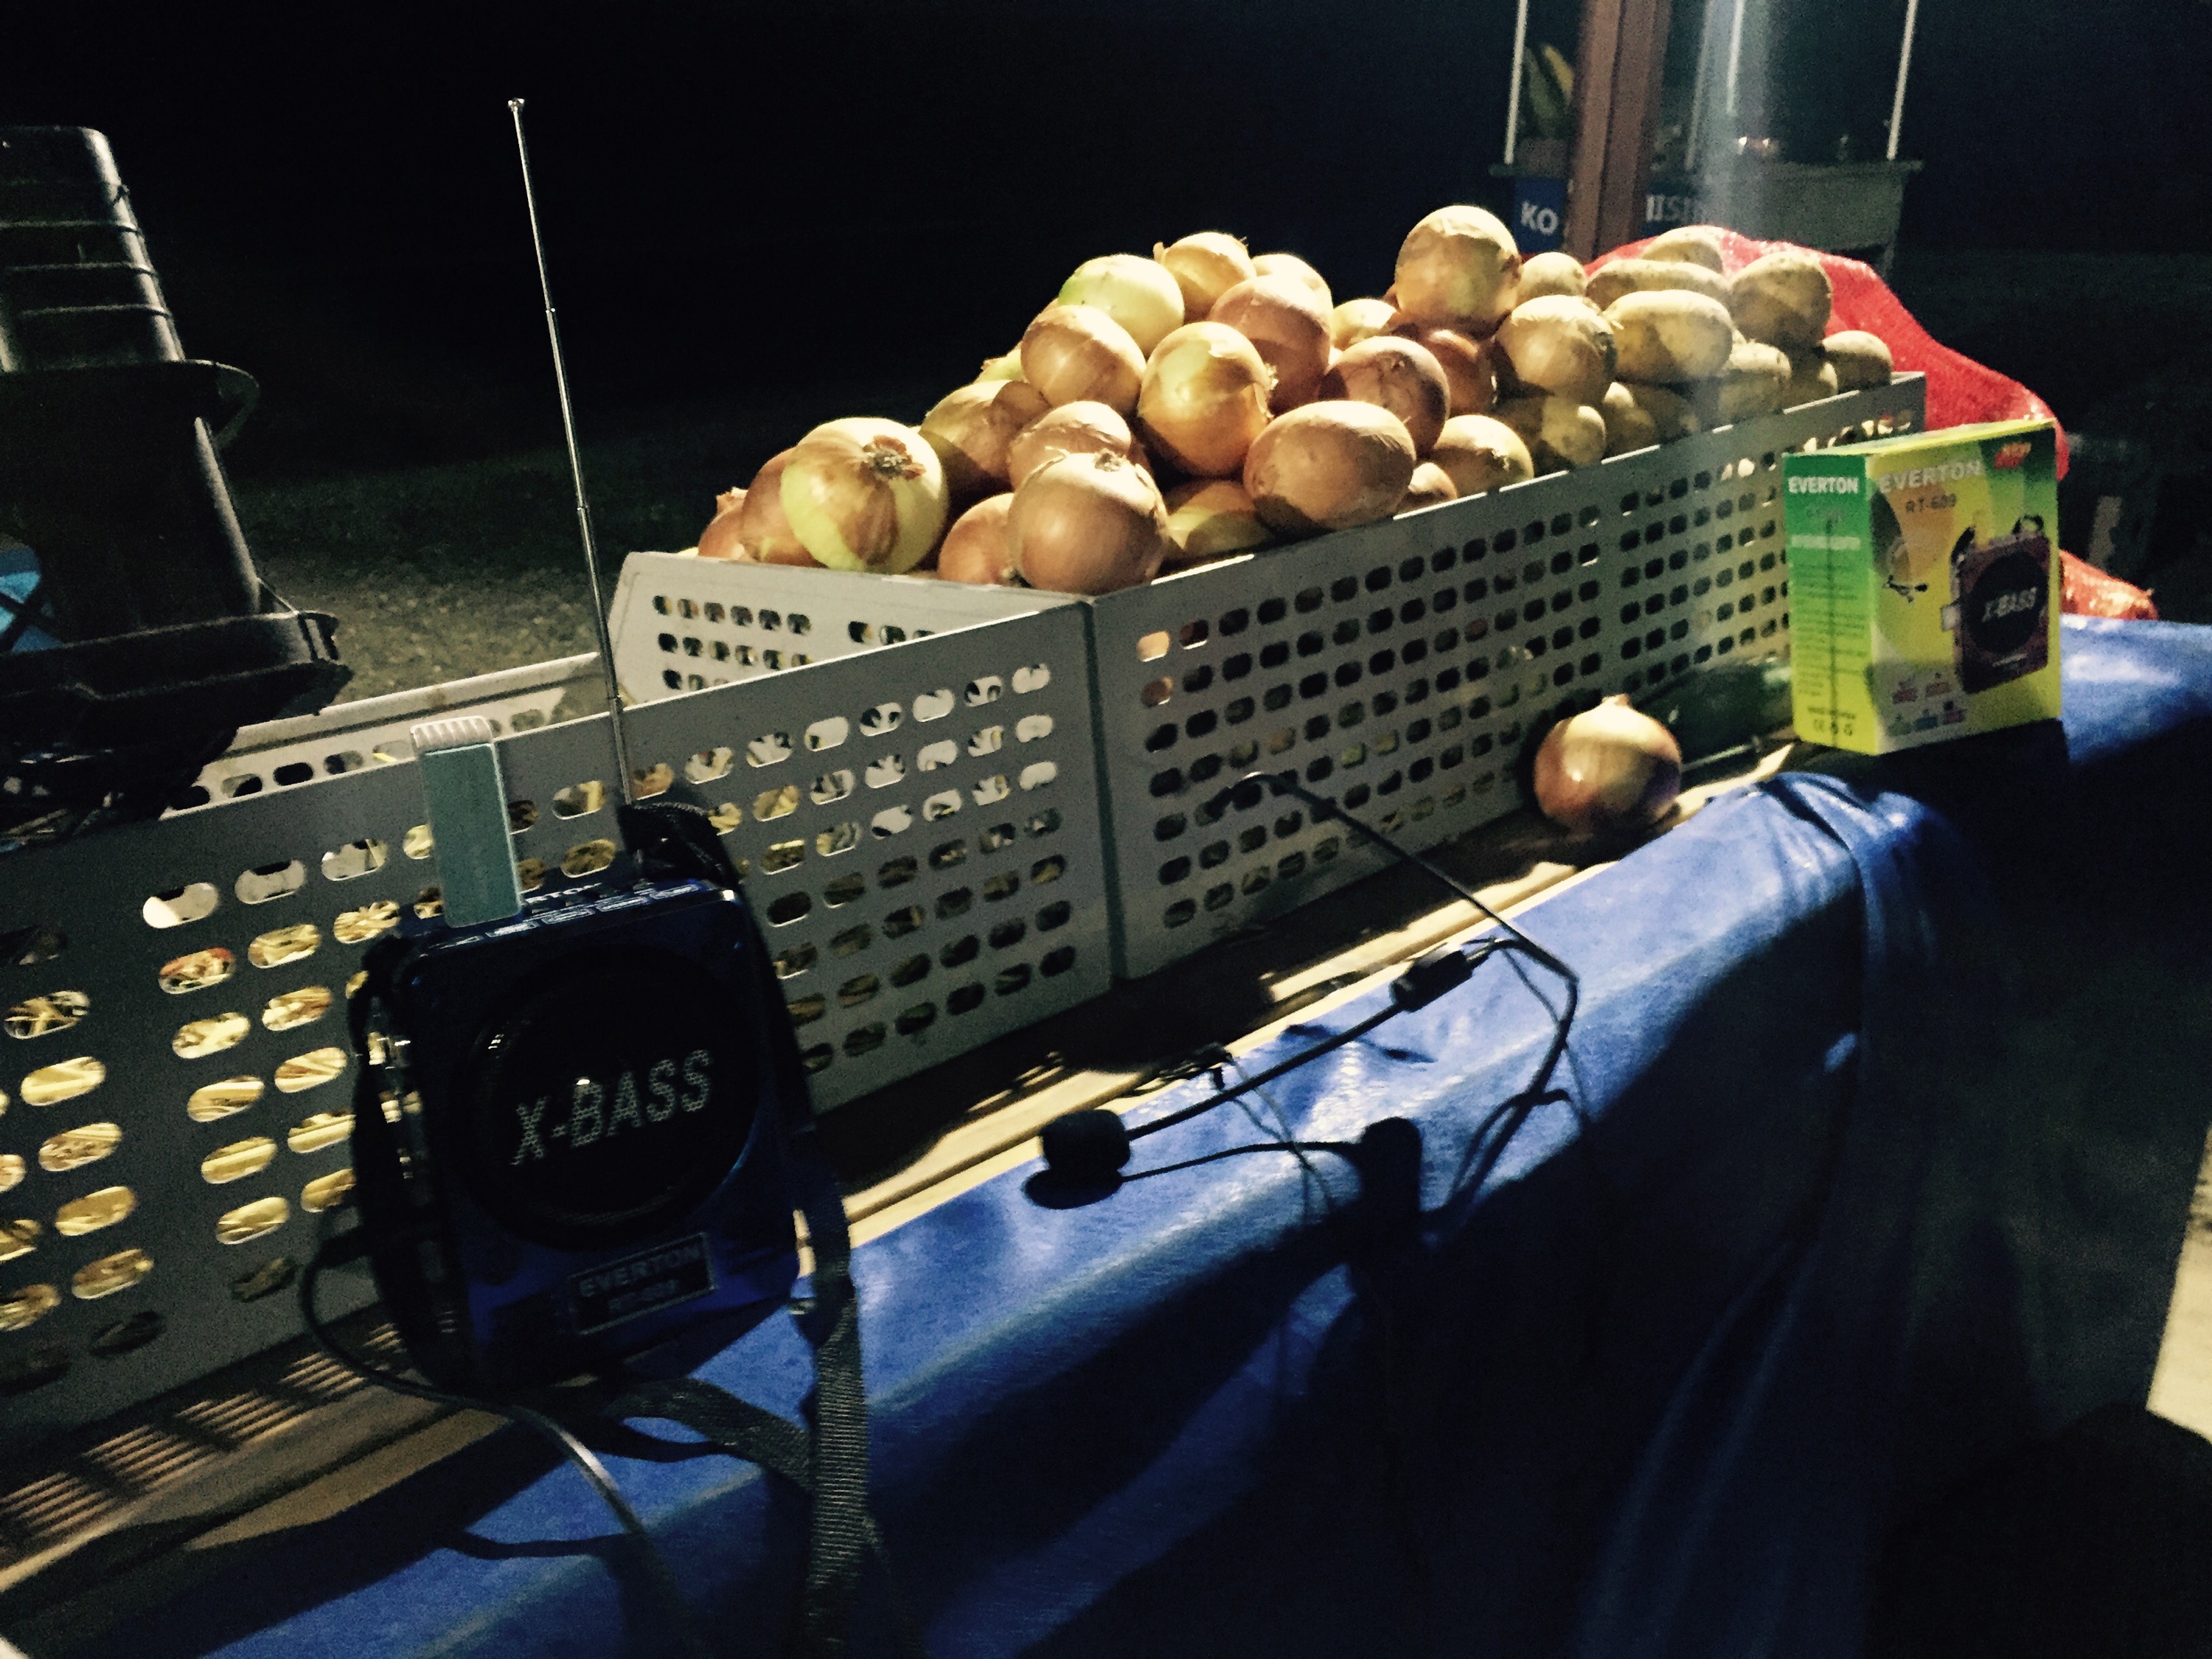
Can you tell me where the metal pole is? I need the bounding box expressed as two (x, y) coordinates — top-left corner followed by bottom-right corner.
(507, 98), (636, 807)
(1504, 0), (1531, 167)
(1886, 0), (1920, 161)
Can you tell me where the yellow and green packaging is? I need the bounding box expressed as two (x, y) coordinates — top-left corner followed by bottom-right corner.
(1784, 418), (2062, 754)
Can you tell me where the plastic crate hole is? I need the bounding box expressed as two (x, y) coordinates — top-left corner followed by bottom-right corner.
(765, 892), (813, 927)
(261, 986), (331, 1033)
(936, 888), (973, 921)
(774, 944), (818, 981)
(1011, 663), (1053, 695)
(1026, 808), (1062, 838)
(72, 1249), (152, 1301)
(302, 1169), (354, 1213)
(187, 1076), (262, 1123)
(994, 965), (1032, 996)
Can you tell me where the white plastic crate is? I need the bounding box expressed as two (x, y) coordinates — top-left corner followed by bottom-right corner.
(0, 605), (1107, 1444)
(1084, 376), (1927, 977)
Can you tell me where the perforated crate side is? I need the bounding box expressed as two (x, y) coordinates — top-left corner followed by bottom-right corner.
(621, 603), (1110, 1110)
(609, 553), (1077, 703)
(1086, 376), (1928, 977)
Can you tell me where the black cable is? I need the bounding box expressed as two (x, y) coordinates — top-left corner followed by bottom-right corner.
(299, 1243), (715, 1659)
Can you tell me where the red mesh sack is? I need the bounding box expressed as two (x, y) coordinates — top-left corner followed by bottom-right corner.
(2061, 549), (2159, 620)
(1591, 229), (2070, 476)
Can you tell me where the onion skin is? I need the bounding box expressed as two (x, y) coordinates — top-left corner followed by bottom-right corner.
(1020, 303), (1144, 413)
(779, 418), (949, 574)
(1394, 205), (1521, 333)
(1251, 252), (1332, 311)
(1392, 322), (1497, 416)
(1495, 296), (1619, 406)
(1242, 401), (1416, 537)
(1007, 401), (1131, 489)
(1318, 335), (1450, 456)
(938, 494), (1019, 585)
(1138, 321), (1275, 479)
(1164, 477), (1273, 565)
(1532, 696), (1682, 835)
(1060, 254), (1187, 357)
(737, 450), (821, 566)
(1430, 414), (1534, 497)
(922, 379), (1051, 503)
(977, 350), (1026, 382)
(1009, 451), (1171, 594)
(698, 487), (748, 560)
(1153, 232), (1256, 324)
(1211, 275), (1333, 412)
(1330, 297), (1399, 350)
(1399, 462), (1457, 512)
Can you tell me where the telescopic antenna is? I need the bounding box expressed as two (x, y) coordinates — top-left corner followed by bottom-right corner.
(508, 97), (636, 807)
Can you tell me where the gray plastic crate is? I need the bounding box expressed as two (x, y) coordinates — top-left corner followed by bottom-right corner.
(0, 604), (1107, 1445)
(1085, 375), (1927, 977)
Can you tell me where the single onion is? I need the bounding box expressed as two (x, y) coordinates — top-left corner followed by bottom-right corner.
(1318, 336), (1450, 455)
(1060, 254), (1188, 357)
(1517, 250), (1587, 301)
(1007, 401), (1131, 489)
(1009, 451), (1170, 594)
(1211, 275), (1332, 411)
(1154, 232), (1256, 321)
(938, 494), (1019, 585)
(977, 350), (1026, 383)
(1494, 296), (1618, 405)
(1392, 322), (1496, 415)
(1532, 696), (1682, 835)
(1429, 414), (1534, 497)
(1330, 297), (1399, 350)
(1164, 477), (1273, 565)
(1020, 303), (1144, 413)
(1243, 401), (1416, 536)
(1394, 204), (1521, 333)
(779, 418), (948, 574)
(1399, 462), (1456, 512)
(1137, 321), (1274, 478)
(921, 379), (1051, 502)
(697, 487), (748, 560)
(737, 450), (820, 566)
(1252, 251), (1332, 311)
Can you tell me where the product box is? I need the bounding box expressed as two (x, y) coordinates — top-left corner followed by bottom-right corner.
(1784, 418), (2061, 754)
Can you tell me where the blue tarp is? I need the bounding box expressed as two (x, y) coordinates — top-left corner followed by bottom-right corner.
(68, 618), (2212, 1658)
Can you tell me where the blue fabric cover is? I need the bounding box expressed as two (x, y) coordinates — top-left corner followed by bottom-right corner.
(78, 619), (2212, 1658)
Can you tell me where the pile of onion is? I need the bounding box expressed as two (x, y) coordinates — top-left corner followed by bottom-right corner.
(1006, 401), (1131, 488)
(779, 418), (947, 574)
(1532, 697), (1683, 835)
(1319, 336), (1450, 453)
(1211, 275), (1332, 412)
(1243, 402), (1416, 536)
(1137, 322), (1275, 477)
(1060, 254), (1186, 355)
(697, 487), (747, 560)
(939, 494), (1018, 585)
(1394, 204), (1522, 333)
(1020, 304), (1144, 413)
(921, 380), (1051, 502)
(736, 450), (819, 565)
(1164, 478), (1273, 565)
(1009, 451), (1170, 594)
(1154, 232), (1255, 321)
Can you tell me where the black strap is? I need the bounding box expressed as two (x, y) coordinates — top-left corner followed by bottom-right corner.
(612, 800), (917, 1658)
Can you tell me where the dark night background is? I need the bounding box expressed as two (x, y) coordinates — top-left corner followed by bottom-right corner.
(7, 0), (2212, 692)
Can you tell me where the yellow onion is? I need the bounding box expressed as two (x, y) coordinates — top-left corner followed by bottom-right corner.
(1007, 401), (1131, 489)
(1020, 304), (1144, 413)
(921, 379), (1051, 502)
(1060, 254), (1186, 356)
(1164, 478), (1273, 566)
(779, 418), (948, 574)
(1429, 414), (1534, 497)
(1330, 297), (1399, 350)
(1394, 204), (1521, 333)
(1251, 252), (1332, 311)
(1494, 296), (1618, 405)
(1009, 451), (1170, 594)
(737, 450), (819, 566)
(1210, 276), (1333, 412)
(1242, 401), (1416, 537)
(1517, 251), (1587, 300)
(977, 349), (1026, 382)
(1392, 323), (1497, 416)
(1492, 393), (1607, 470)
(1318, 336), (1450, 455)
(697, 487), (748, 560)
(938, 494), (1018, 585)
(1137, 322), (1274, 478)
(1154, 232), (1256, 321)
(1399, 462), (1456, 512)
(1532, 697), (1682, 835)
